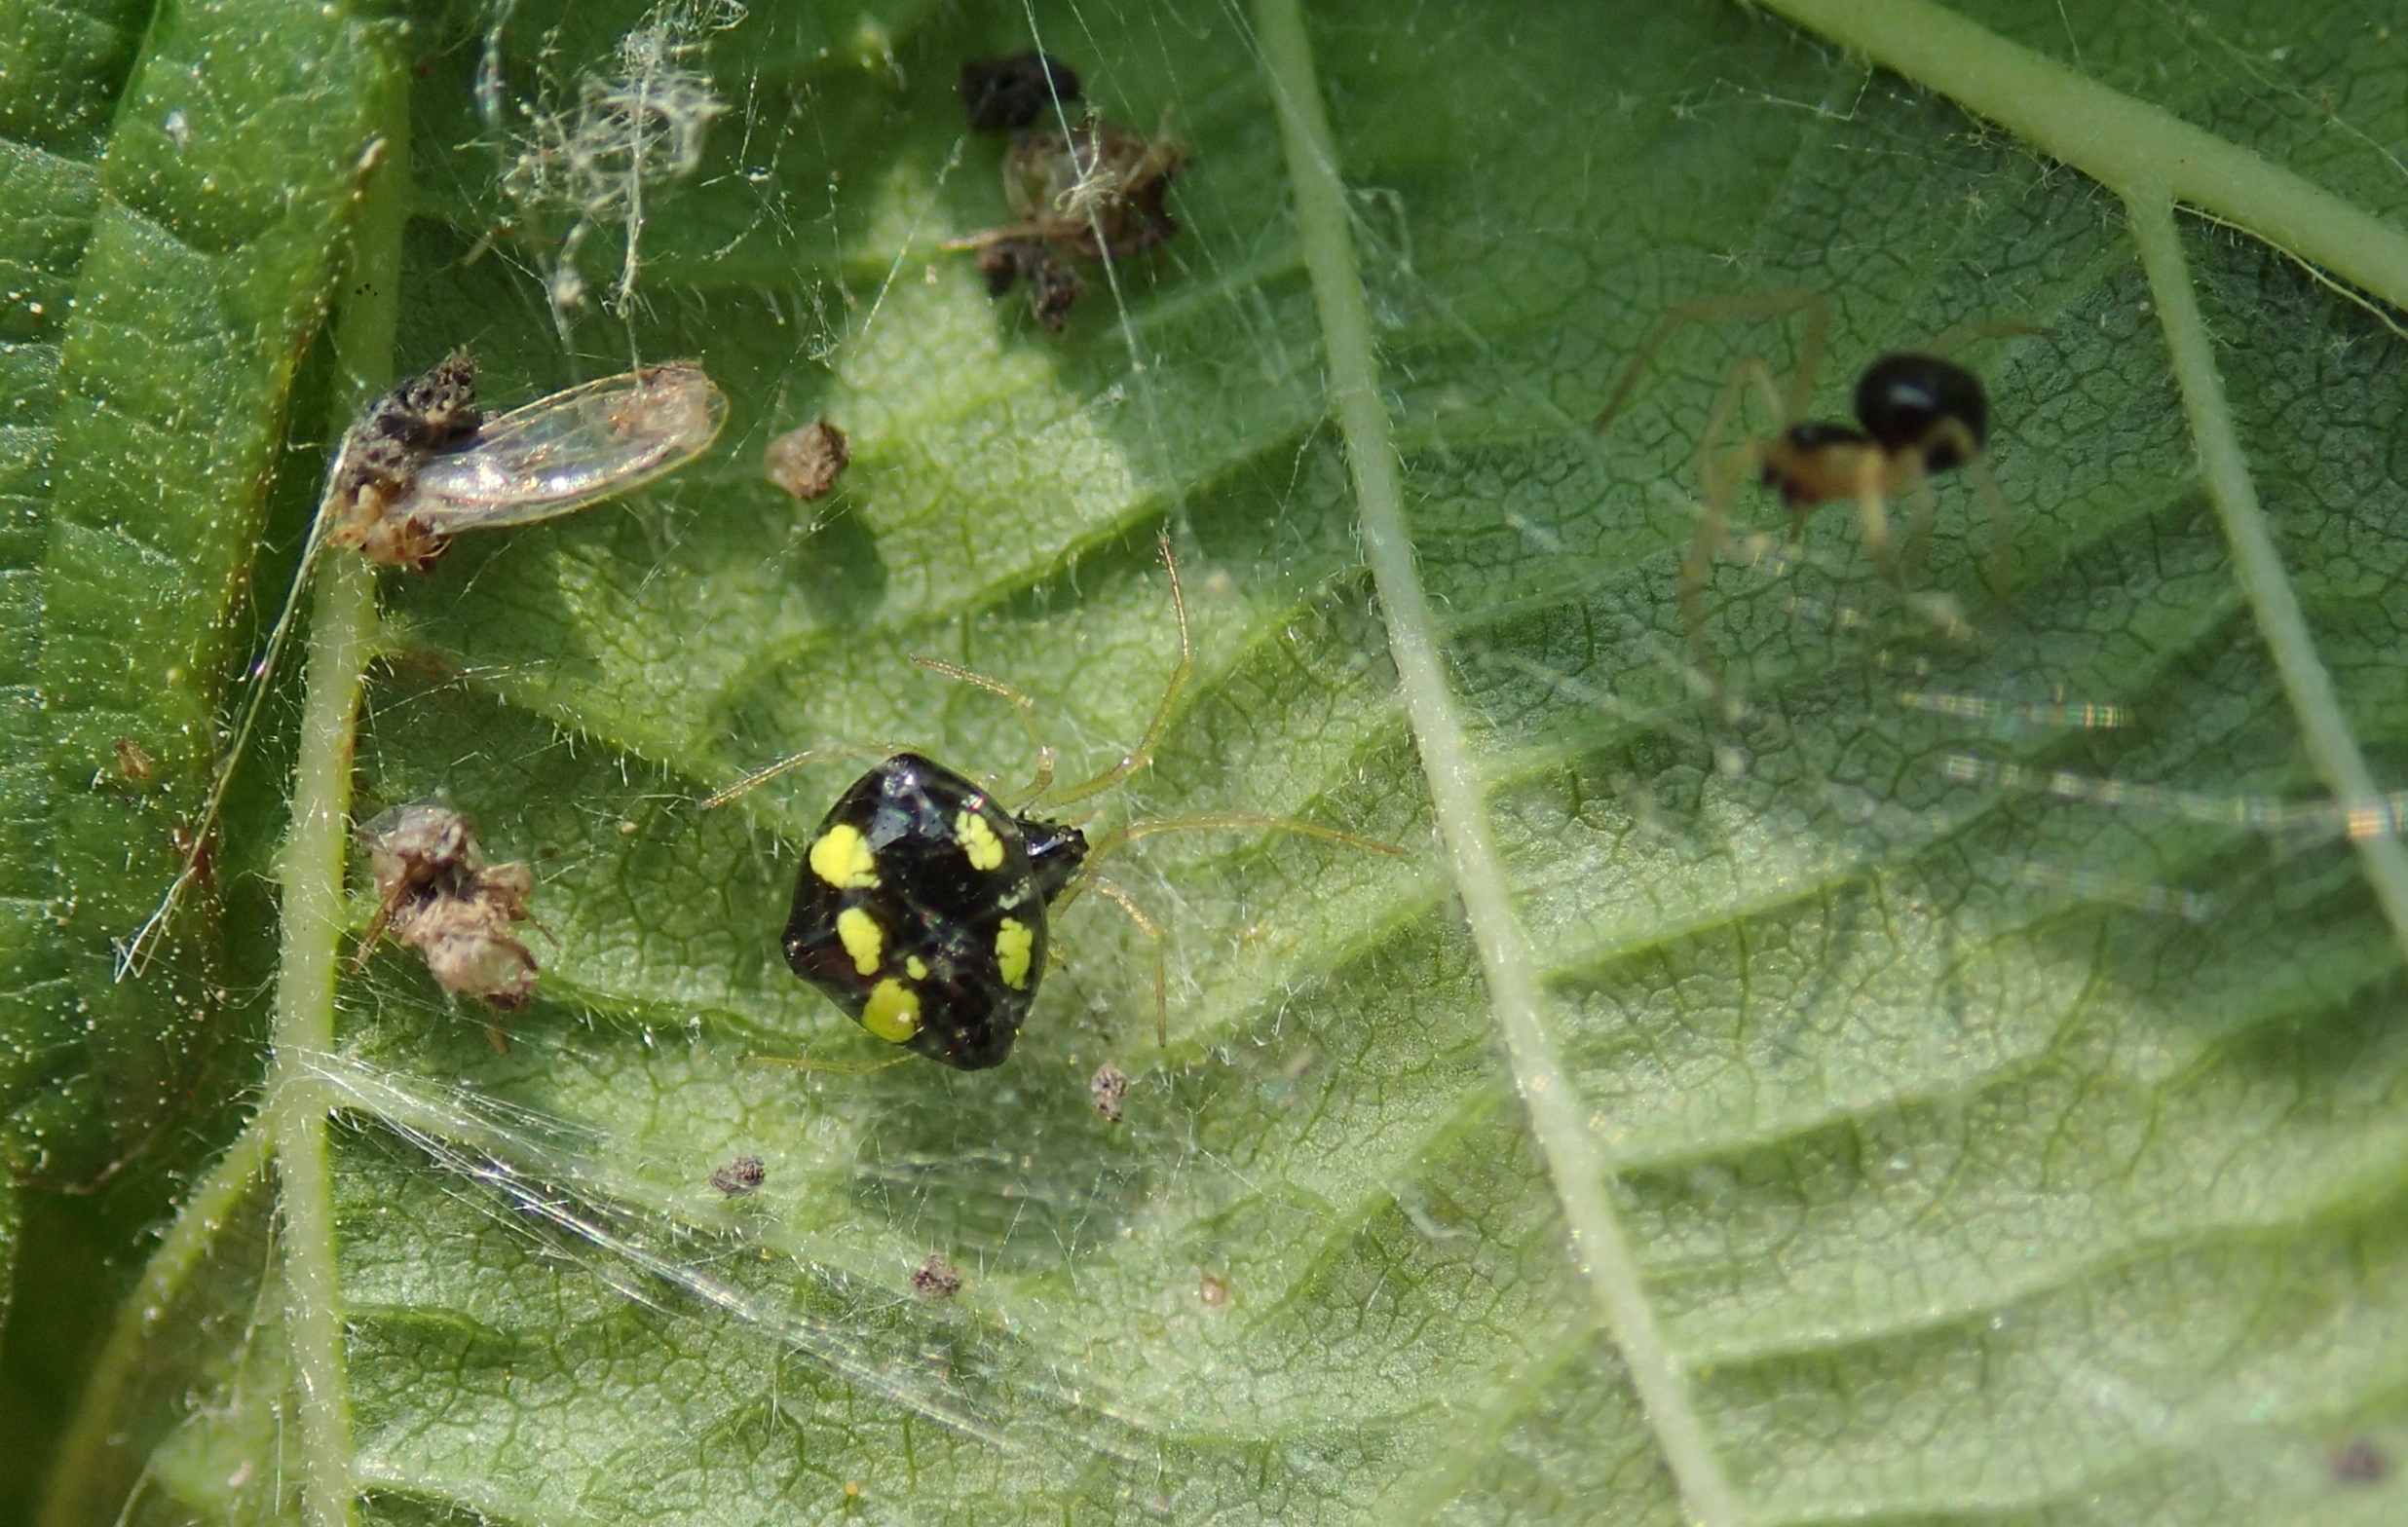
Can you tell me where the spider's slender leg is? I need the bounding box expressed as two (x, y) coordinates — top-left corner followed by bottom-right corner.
(702, 746), (884, 810)
(908, 654), (1057, 806)
(1048, 531), (1189, 807)
(1850, 449), (1900, 583)
(1595, 288), (1827, 433)
(1077, 875), (1167, 1048)
(1926, 317), (2049, 355)
(1679, 354), (1785, 690)
(1898, 416), (2002, 594)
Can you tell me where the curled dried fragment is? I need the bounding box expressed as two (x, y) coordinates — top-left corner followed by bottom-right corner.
(764, 419), (850, 501)
(1089, 1061), (1130, 1124)
(951, 110), (1185, 330)
(911, 1252), (963, 1300)
(974, 239), (1083, 332)
(112, 737), (158, 784)
(357, 801), (539, 1041)
(1001, 119), (1185, 261)
(710, 1154), (767, 1195)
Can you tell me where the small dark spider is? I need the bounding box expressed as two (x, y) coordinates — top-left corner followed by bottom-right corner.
(708, 535), (1402, 1070)
(1594, 289), (2032, 690)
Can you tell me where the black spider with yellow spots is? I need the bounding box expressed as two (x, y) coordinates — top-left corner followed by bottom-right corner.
(783, 752), (1089, 1070)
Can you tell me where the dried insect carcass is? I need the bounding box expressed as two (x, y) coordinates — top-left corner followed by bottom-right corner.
(1089, 1061), (1130, 1123)
(119, 358), (723, 983)
(911, 1252), (963, 1300)
(710, 1154), (767, 1196)
(326, 356), (727, 567)
(321, 351), (484, 566)
(950, 98), (1186, 331)
(357, 801), (539, 1046)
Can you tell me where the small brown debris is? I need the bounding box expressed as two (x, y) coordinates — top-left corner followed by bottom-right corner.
(710, 1154), (767, 1195)
(954, 114), (1184, 330)
(1089, 1062), (1130, 1124)
(959, 52), (1081, 132)
(2331, 1437), (2389, 1485)
(357, 802), (538, 1038)
(911, 1252), (963, 1300)
(1198, 1271), (1230, 1309)
(764, 419), (850, 501)
(975, 239), (1083, 331)
(169, 820), (215, 891)
(113, 737), (157, 783)
(1002, 120), (1184, 260)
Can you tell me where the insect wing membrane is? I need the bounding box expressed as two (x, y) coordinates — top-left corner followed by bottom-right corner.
(399, 362), (727, 533)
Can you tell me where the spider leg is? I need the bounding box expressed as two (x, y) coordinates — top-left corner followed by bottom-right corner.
(1851, 450), (1900, 582)
(1595, 286), (1827, 433)
(1925, 317), (2049, 355)
(701, 745), (892, 810)
(1963, 453), (2014, 599)
(1047, 810), (1400, 1047)
(1679, 354), (1783, 690)
(908, 653), (1057, 806)
(1900, 416), (2007, 597)
(940, 223), (1045, 253)
(1899, 474), (1939, 583)
(1065, 812), (1404, 912)
(1047, 530), (1189, 807)
(1077, 875), (1168, 1048)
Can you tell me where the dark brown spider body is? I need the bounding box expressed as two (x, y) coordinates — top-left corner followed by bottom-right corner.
(1856, 352), (1986, 467)
(1760, 422), (1874, 508)
(1760, 353), (1988, 510)
(1593, 291), (2029, 700)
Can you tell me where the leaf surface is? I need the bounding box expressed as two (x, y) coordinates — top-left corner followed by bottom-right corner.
(11, 1), (2408, 1523)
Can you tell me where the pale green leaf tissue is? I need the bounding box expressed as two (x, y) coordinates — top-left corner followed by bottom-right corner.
(4, 1), (2405, 1523)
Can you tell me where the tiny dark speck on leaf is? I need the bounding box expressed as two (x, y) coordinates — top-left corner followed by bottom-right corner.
(912, 1252), (963, 1300)
(112, 737), (157, 783)
(2331, 1437), (2389, 1485)
(710, 1155), (766, 1195)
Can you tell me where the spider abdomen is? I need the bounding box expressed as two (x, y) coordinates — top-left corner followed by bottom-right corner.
(782, 753), (1087, 1070)
(1854, 352), (1987, 471)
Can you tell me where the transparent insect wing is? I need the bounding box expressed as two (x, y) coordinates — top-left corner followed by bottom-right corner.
(395, 362), (728, 534)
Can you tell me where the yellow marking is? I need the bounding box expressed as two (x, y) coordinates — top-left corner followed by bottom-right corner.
(955, 809), (1004, 871)
(836, 907), (884, 976)
(996, 917), (1034, 990)
(906, 955), (928, 980)
(808, 823), (879, 889)
(860, 979), (922, 1043)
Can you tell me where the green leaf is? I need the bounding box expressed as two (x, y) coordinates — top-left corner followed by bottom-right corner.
(12, 0), (2408, 1523)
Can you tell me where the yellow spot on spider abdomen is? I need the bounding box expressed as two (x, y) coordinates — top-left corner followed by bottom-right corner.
(836, 907), (884, 976)
(996, 916), (1034, 990)
(906, 955), (928, 980)
(809, 824), (880, 889)
(861, 978), (922, 1042)
(955, 809), (1004, 871)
